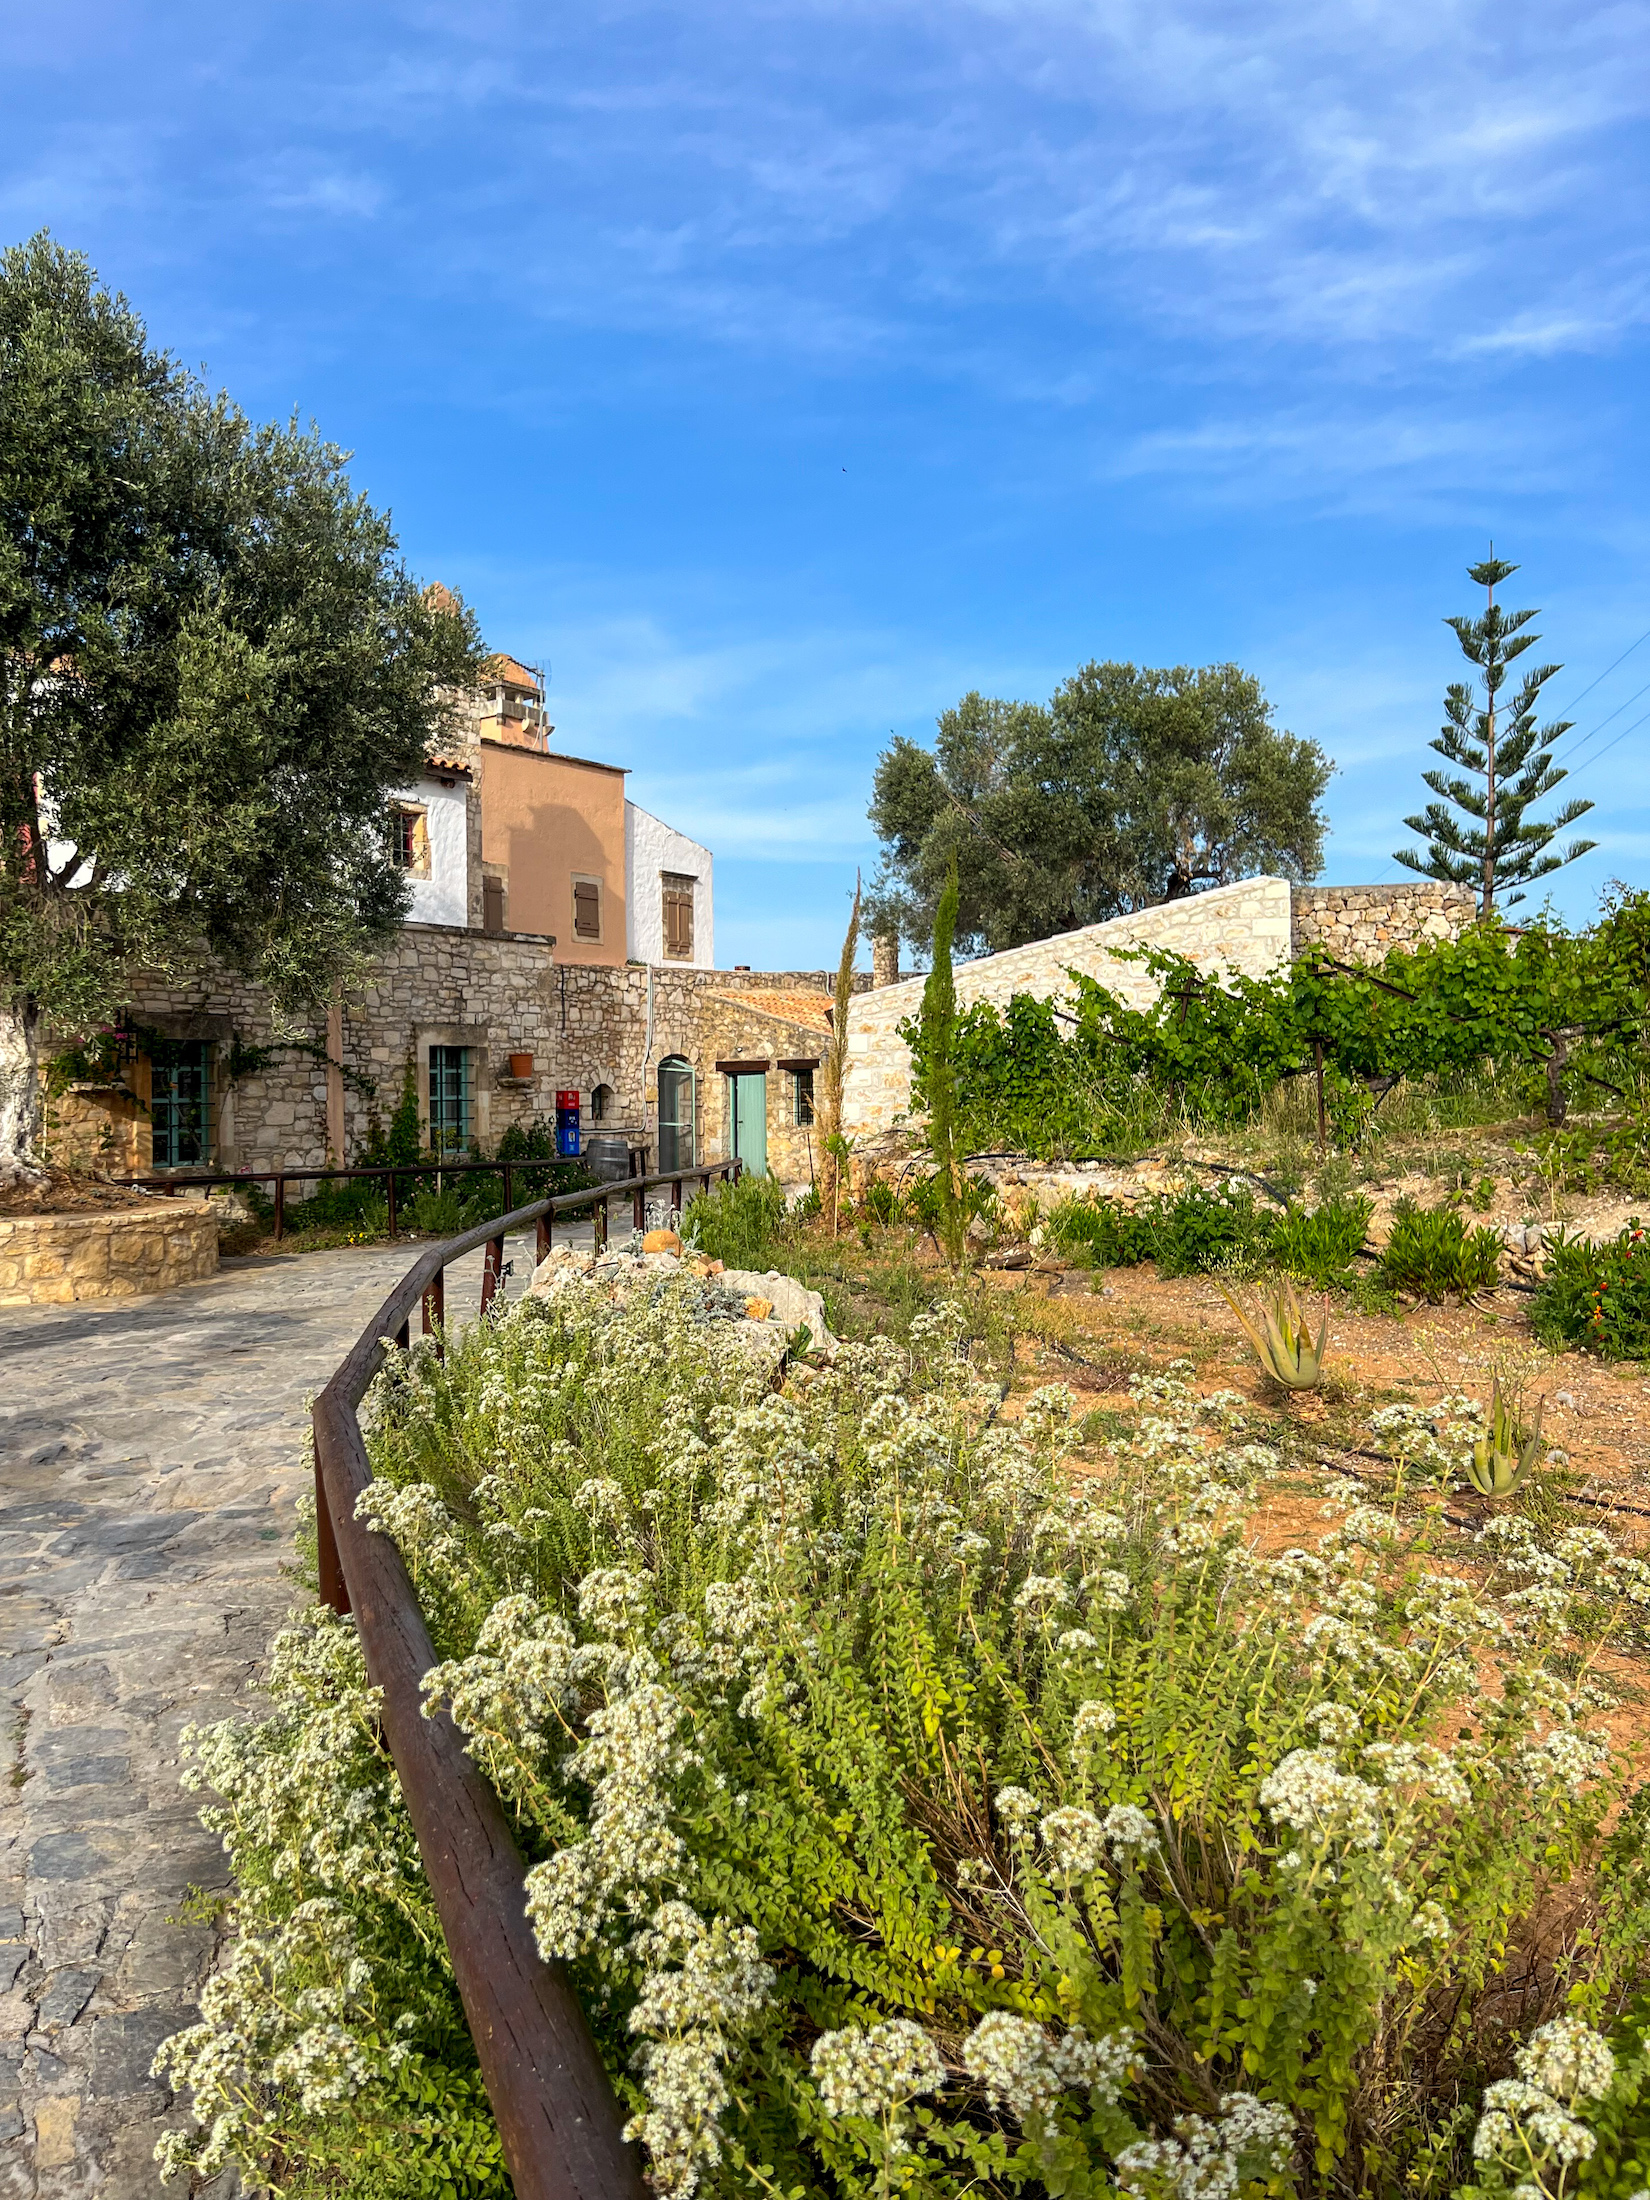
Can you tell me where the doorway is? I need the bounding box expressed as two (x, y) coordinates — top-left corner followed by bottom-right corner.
(658, 1057), (695, 1172)
(727, 1072), (767, 1176)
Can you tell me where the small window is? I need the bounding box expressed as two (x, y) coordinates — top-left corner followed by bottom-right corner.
(662, 872), (695, 960)
(389, 805), (430, 875)
(483, 876), (505, 934)
(429, 1046), (472, 1158)
(573, 877), (602, 941)
(590, 1082), (613, 1124)
(793, 1068), (815, 1125)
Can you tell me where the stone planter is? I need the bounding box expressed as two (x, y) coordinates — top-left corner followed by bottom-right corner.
(0, 1202), (219, 1307)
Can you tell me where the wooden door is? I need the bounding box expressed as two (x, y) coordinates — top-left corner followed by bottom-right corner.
(729, 1073), (767, 1176)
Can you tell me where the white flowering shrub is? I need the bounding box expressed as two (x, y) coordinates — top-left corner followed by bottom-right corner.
(161, 1280), (1650, 2199)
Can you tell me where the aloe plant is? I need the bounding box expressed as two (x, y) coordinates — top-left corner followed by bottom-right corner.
(1465, 1379), (1545, 1496)
(1220, 1276), (1330, 1391)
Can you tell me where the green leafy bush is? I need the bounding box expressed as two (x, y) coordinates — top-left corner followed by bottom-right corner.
(1042, 1195), (1155, 1268)
(682, 1169), (791, 1268)
(1532, 1223), (1650, 1360)
(1043, 1181), (1270, 1276)
(160, 1295), (1650, 2198)
(1267, 1195), (1374, 1286)
(1379, 1199), (1503, 1301)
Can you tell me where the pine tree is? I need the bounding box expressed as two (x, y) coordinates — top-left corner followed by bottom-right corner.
(1395, 555), (1595, 916)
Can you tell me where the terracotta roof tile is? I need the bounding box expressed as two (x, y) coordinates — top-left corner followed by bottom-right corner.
(708, 988), (834, 1034)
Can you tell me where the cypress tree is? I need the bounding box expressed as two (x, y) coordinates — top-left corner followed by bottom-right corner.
(1395, 555), (1595, 915)
(921, 856), (967, 1270)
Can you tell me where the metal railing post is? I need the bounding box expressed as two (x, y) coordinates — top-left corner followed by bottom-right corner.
(273, 1174), (286, 1241)
(386, 1168), (398, 1239)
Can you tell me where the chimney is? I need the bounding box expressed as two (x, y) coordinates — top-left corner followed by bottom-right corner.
(872, 931), (900, 988)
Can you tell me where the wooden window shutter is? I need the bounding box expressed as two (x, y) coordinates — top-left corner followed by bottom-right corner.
(662, 873), (694, 959)
(573, 880), (601, 939)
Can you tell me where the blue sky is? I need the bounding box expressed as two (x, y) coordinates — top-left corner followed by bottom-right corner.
(6, 0), (1649, 965)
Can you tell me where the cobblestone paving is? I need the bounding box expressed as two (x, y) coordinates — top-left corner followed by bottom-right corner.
(0, 1229), (547, 2198)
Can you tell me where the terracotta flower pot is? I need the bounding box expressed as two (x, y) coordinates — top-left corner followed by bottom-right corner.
(508, 1052), (534, 1079)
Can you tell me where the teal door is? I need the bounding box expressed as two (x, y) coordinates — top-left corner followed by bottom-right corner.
(729, 1073), (767, 1176)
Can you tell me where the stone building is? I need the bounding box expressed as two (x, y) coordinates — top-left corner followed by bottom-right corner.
(44, 791), (1476, 1191)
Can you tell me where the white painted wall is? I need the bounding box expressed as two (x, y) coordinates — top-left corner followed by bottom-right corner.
(398, 772), (470, 929)
(625, 802), (714, 967)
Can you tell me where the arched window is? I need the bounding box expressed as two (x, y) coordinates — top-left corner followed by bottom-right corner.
(657, 1057), (695, 1172)
(590, 1082), (614, 1124)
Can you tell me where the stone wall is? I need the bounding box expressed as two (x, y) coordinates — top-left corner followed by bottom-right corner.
(535, 965), (832, 1185)
(0, 1203), (218, 1306)
(51, 941), (835, 1190)
(842, 876), (1295, 1136)
(1291, 883), (1478, 961)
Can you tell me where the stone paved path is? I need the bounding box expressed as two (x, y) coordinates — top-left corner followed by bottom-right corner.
(0, 1229), (548, 2197)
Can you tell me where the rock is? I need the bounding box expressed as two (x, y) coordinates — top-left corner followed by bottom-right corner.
(684, 1254), (724, 1276)
(719, 1269), (838, 1356)
(987, 1244), (1033, 1270)
(642, 1228), (683, 1254)
(743, 1296), (774, 1322)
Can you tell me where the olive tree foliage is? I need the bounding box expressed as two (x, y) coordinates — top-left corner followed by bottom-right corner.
(866, 661), (1331, 958)
(0, 232), (483, 1180)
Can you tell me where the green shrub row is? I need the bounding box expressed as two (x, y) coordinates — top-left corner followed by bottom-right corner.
(900, 889), (1650, 1156)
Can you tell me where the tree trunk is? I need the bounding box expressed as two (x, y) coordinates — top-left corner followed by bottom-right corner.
(0, 994), (45, 1186)
(1542, 1028), (1569, 1128)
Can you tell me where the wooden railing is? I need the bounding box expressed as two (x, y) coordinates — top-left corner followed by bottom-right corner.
(308, 1161), (740, 2200)
(118, 1149), (650, 1241)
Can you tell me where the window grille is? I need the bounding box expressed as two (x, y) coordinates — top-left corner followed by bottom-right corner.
(793, 1068), (815, 1125)
(389, 807), (424, 869)
(429, 1046), (472, 1158)
(150, 1040), (213, 1168)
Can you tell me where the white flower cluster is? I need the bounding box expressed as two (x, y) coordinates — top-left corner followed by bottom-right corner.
(961, 2011), (1131, 2121)
(623, 1903), (775, 2196)
(1039, 1805), (1107, 1878)
(354, 1479), (468, 1584)
(1519, 1722), (1610, 1800)
(811, 2018), (947, 2122)
(1258, 1749), (1382, 1850)
(524, 1672), (695, 1959)
(1472, 2015), (1618, 2180)
(1072, 1698), (1119, 1752)
(1116, 2093), (1295, 2200)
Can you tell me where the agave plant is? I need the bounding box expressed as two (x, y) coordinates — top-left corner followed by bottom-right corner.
(1465, 1379), (1545, 1496)
(1220, 1276), (1329, 1391)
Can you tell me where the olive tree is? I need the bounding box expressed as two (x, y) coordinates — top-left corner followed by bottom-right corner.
(866, 661), (1330, 957)
(0, 233), (481, 1182)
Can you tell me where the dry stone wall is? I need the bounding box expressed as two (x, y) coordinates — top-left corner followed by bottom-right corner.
(1292, 883), (1477, 961)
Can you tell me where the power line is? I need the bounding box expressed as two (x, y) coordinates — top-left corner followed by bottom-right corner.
(1548, 620), (1650, 720)
(1559, 672), (1650, 760)
(1564, 702), (1650, 788)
